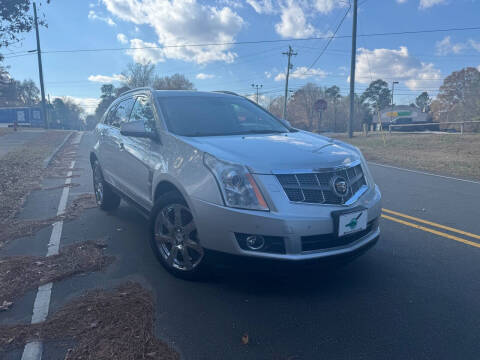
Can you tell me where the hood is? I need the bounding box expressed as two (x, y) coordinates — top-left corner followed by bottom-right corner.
(181, 130), (361, 173)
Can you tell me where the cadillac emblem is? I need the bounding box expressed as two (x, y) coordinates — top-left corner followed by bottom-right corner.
(332, 176), (348, 197)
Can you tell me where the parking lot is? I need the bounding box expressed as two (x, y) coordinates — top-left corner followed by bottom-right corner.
(2, 131), (479, 360)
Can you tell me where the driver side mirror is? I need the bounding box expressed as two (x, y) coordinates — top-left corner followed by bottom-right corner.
(120, 120), (156, 139)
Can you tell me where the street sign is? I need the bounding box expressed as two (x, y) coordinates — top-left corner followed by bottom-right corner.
(314, 99), (327, 112)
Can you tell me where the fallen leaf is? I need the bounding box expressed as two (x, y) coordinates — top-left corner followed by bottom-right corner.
(241, 333), (249, 345)
(0, 300), (13, 311)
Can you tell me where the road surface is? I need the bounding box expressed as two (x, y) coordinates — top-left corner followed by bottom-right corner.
(2, 131), (479, 359)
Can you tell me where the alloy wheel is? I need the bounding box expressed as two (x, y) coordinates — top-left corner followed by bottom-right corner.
(154, 204), (204, 271)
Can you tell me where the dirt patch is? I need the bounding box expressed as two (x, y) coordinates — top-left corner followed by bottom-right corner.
(0, 193), (98, 249)
(0, 282), (179, 360)
(330, 132), (480, 181)
(0, 240), (112, 308)
(0, 131), (71, 223)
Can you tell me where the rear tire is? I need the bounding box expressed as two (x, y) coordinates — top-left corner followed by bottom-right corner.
(149, 191), (208, 280)
(92, 160), (121, 211)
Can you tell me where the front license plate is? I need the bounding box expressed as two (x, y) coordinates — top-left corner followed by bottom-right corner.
(338, 210), (367, 237)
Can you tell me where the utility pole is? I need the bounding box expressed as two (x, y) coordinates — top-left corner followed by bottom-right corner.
(251, 83), (263, 103)
(282, 45), (297, 120)
(348, 0), (358, 138)
(391, 81), (399, 115)
(33, 2), (48, 129)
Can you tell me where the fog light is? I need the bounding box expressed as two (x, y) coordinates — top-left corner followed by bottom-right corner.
(245, 235), (265, 250)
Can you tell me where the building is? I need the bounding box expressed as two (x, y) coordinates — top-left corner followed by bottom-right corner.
(0, 106), (44, 127)
(376, 105), (437, 131)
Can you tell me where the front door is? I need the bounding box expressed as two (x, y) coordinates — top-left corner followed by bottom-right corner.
(117, 95), (157, 209)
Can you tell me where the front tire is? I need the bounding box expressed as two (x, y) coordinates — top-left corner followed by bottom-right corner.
(92, 160), (121, 211)
(149, 191), (207, 280)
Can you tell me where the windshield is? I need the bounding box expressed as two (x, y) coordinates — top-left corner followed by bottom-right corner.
(156, 95), (290, 136)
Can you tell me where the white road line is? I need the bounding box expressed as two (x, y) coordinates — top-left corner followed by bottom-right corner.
(21, 133), (82, 360)
(368, 162), (480, 185)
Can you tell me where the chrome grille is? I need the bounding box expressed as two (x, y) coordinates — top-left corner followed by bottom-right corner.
(275, 164), (367, 205)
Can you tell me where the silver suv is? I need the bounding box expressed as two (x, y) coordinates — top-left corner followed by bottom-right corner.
(91, 88), (381, 279)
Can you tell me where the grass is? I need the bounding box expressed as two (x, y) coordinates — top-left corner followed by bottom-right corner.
(0, 128), (13, 137)
(330, 132), (480, 181)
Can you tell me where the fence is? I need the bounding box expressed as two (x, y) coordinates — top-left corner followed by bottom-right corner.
(387, 121), (480, 135)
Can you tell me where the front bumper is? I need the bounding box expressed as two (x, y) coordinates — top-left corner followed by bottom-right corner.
(190, 185), (382, 261)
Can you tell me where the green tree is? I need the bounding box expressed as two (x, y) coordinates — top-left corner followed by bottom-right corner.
(16, 79), (40, 105)
(95, 84), (117, 119)
(325, 85), (341, 132)
(415, 92), (431, 112)
(51, 97), (84, 130)
(360, 79), (391, 113)
(1, 0), (49, 48)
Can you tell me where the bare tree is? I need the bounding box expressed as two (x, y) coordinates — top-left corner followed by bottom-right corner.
(153, 73), (195, 90)
(121, 62), (156, 88)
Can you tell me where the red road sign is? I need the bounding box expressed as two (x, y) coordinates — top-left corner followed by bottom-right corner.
(314, 99), (327, 112)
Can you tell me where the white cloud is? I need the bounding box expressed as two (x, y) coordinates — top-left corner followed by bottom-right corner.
(396, 0), (407, 3)
(419, 0), (445, 9)
(196, 73), (215, 80)
(53, 96), (100, 115)
(435, 36), (466, 55)
(354, 46), (442, 90)
(275, 0), (316, 38)
(88, 10), (116, 26)
(116, 33), (128, 44)
(102, 0), (244, 64)
(246, 0), (274, 14)
(264, 71), (272, 78)
(477, 65), (480, 72)
(469, 39), (480, 52)
(274, 66), (327, 81)
(126, 38), (165, 65)
(435, 37), (480, 55)
(88, 74), (126, 83)
(314, 0), (347, 14)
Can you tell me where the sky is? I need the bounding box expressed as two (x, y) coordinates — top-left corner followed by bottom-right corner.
(3, 0), (480, 114)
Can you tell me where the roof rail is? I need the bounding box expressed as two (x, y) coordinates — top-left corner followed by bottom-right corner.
(213, 90), (240, 96)
(118, 87), (155, 97)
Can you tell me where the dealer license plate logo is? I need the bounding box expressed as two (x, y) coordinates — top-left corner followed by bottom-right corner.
(338, 210), (367, 237)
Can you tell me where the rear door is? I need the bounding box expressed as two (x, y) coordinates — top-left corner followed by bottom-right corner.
(117, 95), (158, 209)
(96, 104), (117, 184)
(103, 96), (136, 189)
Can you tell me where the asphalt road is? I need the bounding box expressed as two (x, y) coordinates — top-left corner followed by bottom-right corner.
(2, 132), (479, 360)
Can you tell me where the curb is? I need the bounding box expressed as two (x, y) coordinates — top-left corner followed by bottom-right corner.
(43, 131), (75, 169)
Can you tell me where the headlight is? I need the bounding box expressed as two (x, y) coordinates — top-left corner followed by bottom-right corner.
(204, 153), (269, 211)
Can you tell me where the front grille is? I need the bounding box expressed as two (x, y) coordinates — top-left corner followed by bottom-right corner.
(276, 163), (367, 205)
(301, 219), (378, 252)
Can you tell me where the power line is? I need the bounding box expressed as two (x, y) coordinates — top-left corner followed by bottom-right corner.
(306, 4), (351, 72)
(4, 25), (480, 58)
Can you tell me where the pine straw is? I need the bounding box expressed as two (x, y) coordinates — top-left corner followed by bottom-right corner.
(0, 282), (179, 360)
(0, 193), (98, 249)
(0, 240), (113, 307)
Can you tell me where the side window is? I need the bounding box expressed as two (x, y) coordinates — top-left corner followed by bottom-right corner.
(111, 97), (136, 128)
(103, 105), (117, 126)
(130, 96), (156, 133)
